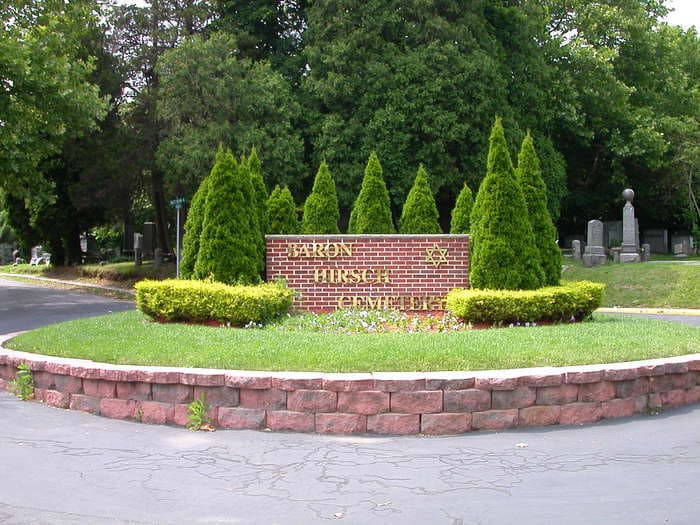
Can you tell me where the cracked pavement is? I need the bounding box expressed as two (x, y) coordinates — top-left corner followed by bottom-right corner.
(1, 278), (700, 524)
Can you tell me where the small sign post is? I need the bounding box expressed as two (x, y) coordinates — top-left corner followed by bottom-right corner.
(169, 197), (187, 278)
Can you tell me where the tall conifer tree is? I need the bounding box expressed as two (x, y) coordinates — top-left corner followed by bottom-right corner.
(516, 133), (562, 285)
(399, 164), (441, 233)
(469, 118), (544, 290)
(348, 152), (395, 233)
(268, 184), (299, 234)
(302, 161), (340, 234)
(450, 182), (474, 233)
(180, 163), (213, 279)
(245, 147), (268, 275)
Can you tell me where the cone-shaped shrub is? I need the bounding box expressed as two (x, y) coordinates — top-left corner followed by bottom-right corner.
(194, 148), (261, 284)
(268, 184), (299, 234)
(245, 147), (268, 275)
(469, 117), (545, 290)
(516, 133), (562, 285)
(399, 164), (441, 233)
(302, 161), (340, 234)
(450, 182), (474, 233)
(180, 171), (212, 279)
(348, 152), (395, 233)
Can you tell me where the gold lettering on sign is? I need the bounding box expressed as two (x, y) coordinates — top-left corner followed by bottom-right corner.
(314, 268), (391, 285)
(336, 296), (446, 311)
(287, 242), (353, 258)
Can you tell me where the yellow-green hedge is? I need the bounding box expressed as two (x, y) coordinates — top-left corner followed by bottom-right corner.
(135, 279), (294, 326)
(446, 281), (604, 324)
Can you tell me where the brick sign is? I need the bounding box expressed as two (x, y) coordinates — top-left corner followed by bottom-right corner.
(266, 235), (470, 313)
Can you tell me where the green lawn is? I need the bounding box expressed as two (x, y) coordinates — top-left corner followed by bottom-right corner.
(5, 311), (699, 372)
(562, 258), (700, 308)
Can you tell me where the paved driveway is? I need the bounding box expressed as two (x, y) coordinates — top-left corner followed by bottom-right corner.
(1, 278), (699, 524)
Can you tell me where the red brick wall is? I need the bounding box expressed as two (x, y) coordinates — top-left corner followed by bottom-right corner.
(266, 235), (470, 313)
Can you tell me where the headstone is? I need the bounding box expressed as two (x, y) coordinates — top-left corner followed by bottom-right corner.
(643, 229), (668, 254)
(571, 240), (582, 260)
(134, 233), (143, 266)
(670, 232), (694, 257)
(619, 189), (640, 263)
(641, 243), (651, 262)
(154, 247), (163, 268)
(142, 222), (156, 257)
(123, 221), (135, 252)
(605, 221), (623, 248)
(563, 234), (585, 249)
(583, 220), (607, 267)
(610, 246), (621, 263)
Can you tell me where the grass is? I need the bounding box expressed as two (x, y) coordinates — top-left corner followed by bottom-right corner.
(562, 258), (700, 308)
(5, 310), (699, 372)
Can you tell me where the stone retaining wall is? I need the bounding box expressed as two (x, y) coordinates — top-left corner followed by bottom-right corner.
(1, 343), (699, 435)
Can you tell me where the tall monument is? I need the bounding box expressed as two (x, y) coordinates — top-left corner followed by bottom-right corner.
(620, 188), (641, 263)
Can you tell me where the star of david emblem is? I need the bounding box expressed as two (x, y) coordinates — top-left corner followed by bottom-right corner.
(425, 244), (449, 268)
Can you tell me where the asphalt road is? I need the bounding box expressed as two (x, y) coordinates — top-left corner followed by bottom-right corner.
(1, 278), (700, 524)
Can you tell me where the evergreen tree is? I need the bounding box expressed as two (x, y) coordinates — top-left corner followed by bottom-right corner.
(450, 182), (474, 234)
(194, 148), (261, 283)
(180, 167), (212, 279)
(347, 152), (395, 233)
(268, 184), (299, 234)
(516, 133), (562, 285)
(399, 164), (441, 233)
(246, 146), (268, 275)
(469, 118), (544, 290)
(302, 161), (340, 234)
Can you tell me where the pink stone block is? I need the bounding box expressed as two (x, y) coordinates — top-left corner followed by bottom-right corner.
(172, 404), (218, 427)
(649, 375), (675, 393)
(671, 373), (692, 390)
(82, 379), (117, 399)
(267, 410), (315, 432)
(474, 377), (518, 391)
(661, 389), (687, 408)
(614, 377), (650, 398)
(665, 362), (689, 374)
(471, 409), (518, 430)
(218, 407), (266, 430)
(43, 390), (70, 408)
(648, 393), (662, 410)
(140, 401), (174, 424)
(239, 388), (286, 410)
(420, 413), (471, 435)
(685, 386), (700, 404)
(70, 366), (102, 380)
(391, 391), (443, 414)
(603, 368), (640, 381)
(565, 370), (603, 384)
(518, 405), (560, 427)
(559, 402), (603, 425)
(374, 377), (426, 392)
(443, 389), (491, 412)
(519, 374), (564, 388)
(322, 377), (376, 392)
(135, 369), (181, 384)
(224, 374), (272, 389)
(69, 394), (100, 414)
(578, 381), (616, 402)
(152, 383), (193, 404)
(315, 413), (367, 434)
(601, 398), (636, 419)
(271, 376), (323, 391)
(32, 371), (55, 390)
(536, 384), (579, 405)
(287, 390), (337, 413)
(53, 375), (82, 394)
(492, 387), (536, 409)
(0, 365), (14, 380)
(181, 372), (225, 387)
(424, 377), (475, 391)
(99, 398), (139, 420)
(45, 362), (72, 375)
(116, 381), (152, 401)
(634, 395), (649, 413)
(637, 364), (667, 377)
(193, 386), (239, 407)
(367, 413), (420, 435)
(337, 391), (390, 415)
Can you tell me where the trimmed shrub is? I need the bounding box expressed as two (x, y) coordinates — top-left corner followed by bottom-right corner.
(180, 173), (211, 279)
(194, 148), (261, 284)
(399, 164), (441, 233)
(446, 281), (604, 324)
(347, 151), (395, 233)
(469, 117), (544, 290)
(135, 279), (294, 326)
(268, 184), (299, 234)
(302, 161), (340, 234)
(516, 133), (562, 286)
(245, 147), (268, 276)
(450, 182), (473, 234)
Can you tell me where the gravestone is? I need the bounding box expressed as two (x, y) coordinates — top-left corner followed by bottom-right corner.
(671, 232), (694, 257)
(142, 222), (156, 257)
(571, 239), (582, 260)
(643, 229), (668, 254)
(620, 189), (640, 263)
(583, 220), (607, 267)
(605, 221), (623, 248)
(563, 234), (584, 249)
(123, 221), (134, 253)
(641, 243), (651, 262)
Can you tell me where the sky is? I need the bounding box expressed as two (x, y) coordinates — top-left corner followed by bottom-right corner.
(114, 1), (699, 29)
